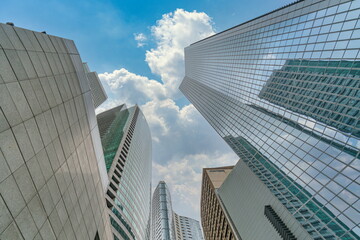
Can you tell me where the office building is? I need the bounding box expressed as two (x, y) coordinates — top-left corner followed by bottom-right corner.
(151, 181), (204, 240)
(201, 167), (236, 240)
(151, 181), (176, 240)
(97, 104), (152, 240)
(0, 23), (112, 239)
(173, 213), (203, 240)
(180, 0), (360, 239)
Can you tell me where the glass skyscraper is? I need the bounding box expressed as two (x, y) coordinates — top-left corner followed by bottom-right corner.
(97, 104), (152, 240)
(151, 181), (176, 240)
(180, 0), (360, 239)
(151, 181), (204, 240)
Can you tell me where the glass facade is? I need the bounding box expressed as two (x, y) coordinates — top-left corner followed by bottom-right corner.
(97, 105), (152, 240)
(151, 181), (176, 240)
(180, 0), (360, 239)
(97, 104), (129, 171)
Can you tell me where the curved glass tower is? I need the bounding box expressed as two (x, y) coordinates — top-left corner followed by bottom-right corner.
(180, 0), (360, 239)
(151, 181), (176, 240)
(97, 105), (152, 240)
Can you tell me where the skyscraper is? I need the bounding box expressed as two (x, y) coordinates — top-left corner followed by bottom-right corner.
(0, 23), (112, 239)
(151, 181), (204, 240)
(200, 167), (236, 240)
(97, 104), (152, 240)
(173, 213), (204, 240)
(151, 181), (176, 240)
(180, 0), (360, 239)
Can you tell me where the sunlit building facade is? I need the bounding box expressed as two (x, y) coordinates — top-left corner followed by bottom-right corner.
(180, 0), (360, 239)
(97, 104), (152, 240)
(0, 23), (112, 239)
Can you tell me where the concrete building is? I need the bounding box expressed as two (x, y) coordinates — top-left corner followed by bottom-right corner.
(151, 181), (176, 240)
(97, 104), (152, 240)
(0, 23), (112, 239)
(83, 62), (107, 109)
(180, 0), (360, 239)
(201, 167), (236, 240)
(174, 212), (203, 240)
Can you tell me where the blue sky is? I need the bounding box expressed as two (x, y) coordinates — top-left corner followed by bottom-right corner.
(1, 0), (293, 76)
(1, 0), (294, 220)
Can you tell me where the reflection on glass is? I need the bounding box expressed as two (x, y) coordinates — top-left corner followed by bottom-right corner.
(224, 135), (359, 240)
(180, 0), (360, 239)
(259, 59), (360, 138)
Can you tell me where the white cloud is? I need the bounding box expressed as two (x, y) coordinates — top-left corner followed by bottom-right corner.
(134, 33), (147, 47)
(153, 152), (238, 218)
(99, 68), (167, 105)
(145, 9), (215, 97)
(98, 9), (236, 220)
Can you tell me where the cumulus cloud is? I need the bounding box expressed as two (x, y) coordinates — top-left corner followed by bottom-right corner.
(99, 68), (166, 103)
(98, 9), (236, 220)
(145, 9), (215, 97)
(134, 33), (147, 47)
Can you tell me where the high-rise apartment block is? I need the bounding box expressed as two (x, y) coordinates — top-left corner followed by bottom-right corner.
(181, 0), (360, 239)
(173, 213), (203, 240)
(97, 104), (152, 240)
(0, 23), (112, 239)
(200, 167), (236, 240)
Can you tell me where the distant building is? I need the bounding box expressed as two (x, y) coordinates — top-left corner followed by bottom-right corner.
(180, 0), (360, 239)
(201, 167), (236, 240)
(0, 23), (112, 239)
(151, 181), (176, 240)
(151, 181), (204, 240)
(174, 213), (203, 240)
(97, 104), (152, 240)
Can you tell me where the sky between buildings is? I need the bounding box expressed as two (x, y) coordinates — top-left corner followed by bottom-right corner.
(1, 0), (294, 220)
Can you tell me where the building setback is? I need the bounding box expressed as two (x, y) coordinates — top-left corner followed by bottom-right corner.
(201, 167), (236, 240)
(97, 104), (152, 240)
(180, 0), (360, 239)
(174, 213), (203, 240)
(83, 62), (108, 109)
(0, 23), (112, 239)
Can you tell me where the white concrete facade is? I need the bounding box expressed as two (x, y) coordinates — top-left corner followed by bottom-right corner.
(0, 23), (112, 240)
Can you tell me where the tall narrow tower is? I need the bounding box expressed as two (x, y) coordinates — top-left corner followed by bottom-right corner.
(151, 181), (204, 240)
(151, 181), (176, 240)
